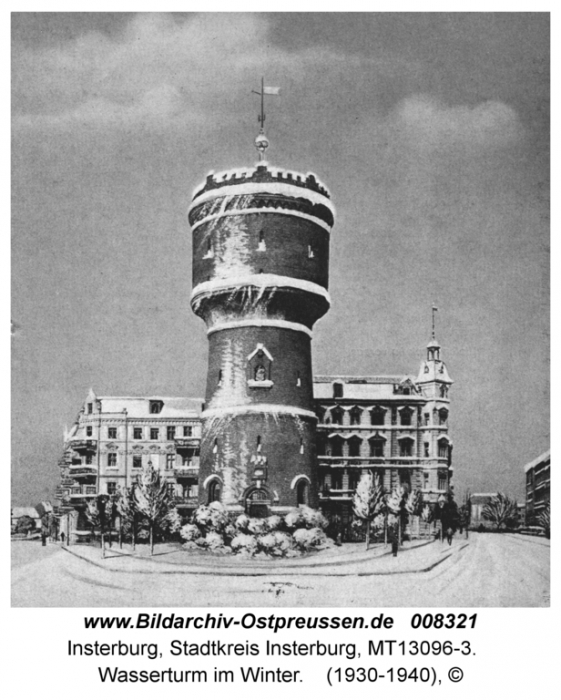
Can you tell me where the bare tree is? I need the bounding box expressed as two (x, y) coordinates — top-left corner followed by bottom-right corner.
(538, 501), (550, 539)
(481, 493), (517, 531)
(405, 489), (424, 538)
(133, 462), (175, 555)
(386, 486), (407, 545)
(352, 471), (385, 550)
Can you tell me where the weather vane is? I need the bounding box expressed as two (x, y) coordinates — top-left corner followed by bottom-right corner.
(252, 77), (280, 161)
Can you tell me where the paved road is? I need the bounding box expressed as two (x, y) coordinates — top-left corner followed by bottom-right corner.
(11, 533), (549, 607)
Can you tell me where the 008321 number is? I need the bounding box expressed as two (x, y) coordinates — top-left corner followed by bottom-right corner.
(410, 613), (477, 629)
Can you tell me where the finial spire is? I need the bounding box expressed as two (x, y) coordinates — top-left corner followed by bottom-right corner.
(252, 77), (280, 161)
(431, 304), (438, 340)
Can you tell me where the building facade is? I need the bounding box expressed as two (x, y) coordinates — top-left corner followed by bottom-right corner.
(524, 450), (550, 526)
(188, 164), (335, 515)
(56, 389), (203, 528)
(314, 336), (453, 521)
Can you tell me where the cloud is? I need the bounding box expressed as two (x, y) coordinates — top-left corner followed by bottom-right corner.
(392, 95), (523, 148)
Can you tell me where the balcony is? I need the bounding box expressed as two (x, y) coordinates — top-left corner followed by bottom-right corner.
(173, 466), (199, 479)
(68, 465), (97, 481)
(174, 496), (199, 508)
(69, 439), (97, 453)
(68, 486), (97, 501)
(319, 489), (354, 501)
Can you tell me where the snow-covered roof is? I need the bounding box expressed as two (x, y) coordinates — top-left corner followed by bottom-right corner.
(523, 450), (550, 473)
(313, 376), (420, 401)
(96, 396), (204, 419)
(416, 360), (452, 384)
(12, 507), (40, 519)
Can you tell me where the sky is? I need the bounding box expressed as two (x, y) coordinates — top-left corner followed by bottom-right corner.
(11, 12), (549, 505)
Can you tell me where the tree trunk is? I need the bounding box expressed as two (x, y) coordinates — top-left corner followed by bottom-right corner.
(132, 513), (136, 551)
(366, 520), (370, 551)
(150, 523), (154, 556)
(101, 531), (105, 558)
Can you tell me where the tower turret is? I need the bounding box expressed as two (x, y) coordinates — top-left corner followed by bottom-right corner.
(416, 309), (454, 499)
(189, 163), (335, 515)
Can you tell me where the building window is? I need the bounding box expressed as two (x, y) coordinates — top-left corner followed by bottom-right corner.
(213, 439), (218, 454)
(438, 473), (447, 491)
(183, 426), (192, 437)
(132, 455), (142, 469)
(133, 427), (142, 440)
(167, 426), (176, 440)
(348, 437), (362, 457)
(106, 482), (117, 495)
(107, 453), (117, 467)
(369, 439), (385, 458)
(149, 400), (163, 414)
(256, 436), (262, 453)
(333, 382), (343, 398)
(424, 412), (430, 426)
(316, 407), (326, 423)
(300, 438), (304, 455)
(85, 454), (93, 465)
(108, 427), (117, 439)
(218, 369), (223, 386)
(440, 385), (448, 398)
(296, 371), (301, 387)
(400, 408), (413, 426)
(423, 473), (429, 489)
(150, 428), (159, 440)
(370, 407), (385, 426)
(258, 230), (266, 251)
(308, 244), (315, 259)
(438, 439), (449, 458)
(86, 426), (93, 437)
(424, 442), (430, 457)
(203, 238), (214, 258)
(349, 407), (362, 426)
(330, 437), (344, 458)
(166, 454), (175, 470)
(87, 403), (93, 414)
(438, 408), (448, 426)
(399, 438), (414, 457)
(331, 407), (344, 425)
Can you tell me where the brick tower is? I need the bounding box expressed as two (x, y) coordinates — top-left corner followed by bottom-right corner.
(188, 134), (335, 514)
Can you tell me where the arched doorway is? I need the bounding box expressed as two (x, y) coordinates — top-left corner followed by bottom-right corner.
(207, 479), (221, 504)
(245, 488), (270, 518)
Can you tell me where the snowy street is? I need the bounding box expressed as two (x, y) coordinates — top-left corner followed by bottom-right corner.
(12, 533), (549, 608)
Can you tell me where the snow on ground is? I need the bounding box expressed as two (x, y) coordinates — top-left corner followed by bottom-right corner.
(11, 534), (549, 608)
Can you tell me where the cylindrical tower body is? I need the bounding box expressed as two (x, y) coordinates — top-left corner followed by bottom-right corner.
(188, 164), (335, 514)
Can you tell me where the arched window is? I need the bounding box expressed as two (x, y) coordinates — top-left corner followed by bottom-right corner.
(296, 480), (309, 505)
(399, 437), (414, 457)
(256, 435), (262, 452)
(349, 407), (362, 426)
(258, 230), (266, 251)
(348, 436), (362, 457)
(438, 408), (448, 425)
(331, 407), (344, 425)
(316, 407), (326, 423)
(370, 407), (385, 426)
(208, 479), (221, 504)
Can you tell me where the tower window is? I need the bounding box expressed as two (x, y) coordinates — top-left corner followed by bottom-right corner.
(213, 439), (218, 454)
(87, 403), (93, 414)
(308, 244), (315, 259)
(438, 408), (448, 425)
(296, 479), (309, 505)
(333, 382), (344, 398)
(208, 479), (221, 504)
(438, 439), (449, 458)
(258, 230), (266, 251)
(218, 370), (223, 386)
(424, 442), (430, 457)
(300, 438), (304, 455)
(203, 238), (214, 258)
(440, 385), (448, 398)
(256, 436), (262, 452)
(438, 473), (447, 491)
(296, 371), (301, 387)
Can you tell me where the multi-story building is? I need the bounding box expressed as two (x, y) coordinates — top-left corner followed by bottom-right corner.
(56, 389), (203, 529)
(314, 334), (453, 521)
(524, 450), (550, 525)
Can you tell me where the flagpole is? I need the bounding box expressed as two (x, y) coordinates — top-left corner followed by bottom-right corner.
(261, 76), (265, 132)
